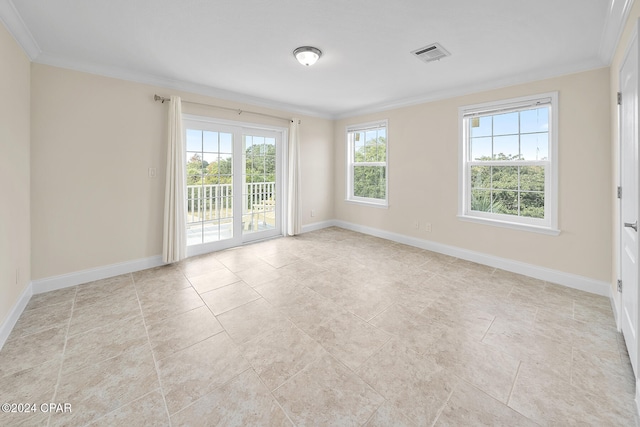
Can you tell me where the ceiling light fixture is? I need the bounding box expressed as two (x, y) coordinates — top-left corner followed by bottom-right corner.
(293, 46), (322, 66)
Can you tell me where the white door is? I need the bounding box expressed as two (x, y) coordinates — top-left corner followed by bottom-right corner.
(183, 117), (284, 254)
(620, 24), (640, 377)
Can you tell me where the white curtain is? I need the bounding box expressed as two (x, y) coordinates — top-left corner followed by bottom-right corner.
(287, 119), (301, 236)
(162, 96), (187, 263)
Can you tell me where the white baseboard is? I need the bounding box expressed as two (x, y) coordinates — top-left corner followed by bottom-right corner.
(328, 220), (610, 296)
(31, 255), (165, 294)
(610, 286), (621, 330)
(0, 282), (33, 350)
(301, 220), (338, 234)
(636, 379), (640, 420)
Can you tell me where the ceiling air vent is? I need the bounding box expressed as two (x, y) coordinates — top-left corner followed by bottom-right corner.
(411, 43), (451, 63)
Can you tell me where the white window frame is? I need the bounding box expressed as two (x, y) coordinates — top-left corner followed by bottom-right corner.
(345, 120), (389, 207)
(458, 92), (559, 235)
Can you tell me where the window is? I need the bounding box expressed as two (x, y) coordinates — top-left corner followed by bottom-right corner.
(346, 120), (388, 206)
(459, 92), (558, 234)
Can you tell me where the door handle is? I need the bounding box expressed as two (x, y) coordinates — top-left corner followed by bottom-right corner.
(625, 221), (638, 231)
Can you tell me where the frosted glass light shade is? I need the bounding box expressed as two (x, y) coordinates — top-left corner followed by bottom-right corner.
(293, 46), (322, 66)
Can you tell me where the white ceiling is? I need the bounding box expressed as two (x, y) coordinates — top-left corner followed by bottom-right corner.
(0, 0), (631, 118)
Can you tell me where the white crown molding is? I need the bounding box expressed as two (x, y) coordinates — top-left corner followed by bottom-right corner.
(33, 52), (334, 120)
(0, 0), (40, 60)
(598, 0), (635, 65)
(335, 59), (607, 119)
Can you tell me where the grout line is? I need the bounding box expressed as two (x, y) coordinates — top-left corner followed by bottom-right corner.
(506, 360), (522, 406)
(46, 285), (78, 427)
(430, 375), (457, 427)
(480, 316), (496, 342)
(132, 273), (173, 426)
(251, 366), (297, 426)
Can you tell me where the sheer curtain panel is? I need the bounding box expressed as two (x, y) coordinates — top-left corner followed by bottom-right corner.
(287, 119), (301, 236)
(162, 96), (187, 263)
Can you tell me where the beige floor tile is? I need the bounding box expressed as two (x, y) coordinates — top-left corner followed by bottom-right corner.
(63, 314), (148, 374)
(420, 301), (495, 339)
(216, 250), (266, 272)
(52, 342), (159, 427)
(235, 264), (284, 287)
(11, 300), (73, 337)
(178, 254), (226, 278)
(274, 353), (383, 426)
(0, 326), (66, 377)
(508, 361), (637, 426)
(507, 283), (574, 315)
(239, 322), (323, 391)
(574, 301), (617, 328)
(138, 286), (204, 324)
(258, 251), (302, 269)
(363, 401), (417, 427)
(134, 270), (192, 296)
(571, 349), (635, 398)
(303, 270), (354, 300)
(0, 358), (60, 427)
(146, 306), (224, 361)
(201, 281), (261, 315)
(25, 287), (76, 311)
(188, 268), (242, 294)
(217, 298), (290, 344)
(356, 339), (457, 425)
(452, 342), (520, 404)
(370, 304), (480, 357)
(305, 312), (390, 370)
(435, 380), (536, 426)
(3, 228), (636, 426)
(89, 389), (169, 426)
(481, 316), (572, 380)
(157, 333), (250, 415)
(491, 269), (545, 288)
(68, 291), (141, 336)
(171, 369), (291, 426)
(131, 263), (182, 282)
(278, 260), (327, 280)
(331, 284), (397, 321)
(74, 274), (135, 307)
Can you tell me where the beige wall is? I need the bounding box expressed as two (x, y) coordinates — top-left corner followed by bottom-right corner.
(0, 24), (31, 325)
(335, 67), (612, 282)
(31, 64), (334, 280)
(609, 3), (640, 308)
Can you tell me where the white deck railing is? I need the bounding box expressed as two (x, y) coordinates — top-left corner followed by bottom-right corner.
(186, 182), (276, 223)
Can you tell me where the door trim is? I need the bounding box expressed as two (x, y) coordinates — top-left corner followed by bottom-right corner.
(182, 114), (288, 257)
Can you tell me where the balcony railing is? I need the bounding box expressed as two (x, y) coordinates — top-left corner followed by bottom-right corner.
(186, 182), (276, 223)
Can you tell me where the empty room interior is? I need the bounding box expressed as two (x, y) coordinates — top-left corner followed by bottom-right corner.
(3, 0), (640, 425)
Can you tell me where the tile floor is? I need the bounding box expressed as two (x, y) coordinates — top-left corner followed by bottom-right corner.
(0, 227), (638, 426)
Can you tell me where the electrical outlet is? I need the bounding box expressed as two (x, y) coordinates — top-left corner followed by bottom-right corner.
(425, 223), (432, 232)
(148, 167), (157, 178)
(311, 209), (315, 217)
(414, 221), (420, 230)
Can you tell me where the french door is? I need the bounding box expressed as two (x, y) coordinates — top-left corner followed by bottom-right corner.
(183, 116), (283, 253)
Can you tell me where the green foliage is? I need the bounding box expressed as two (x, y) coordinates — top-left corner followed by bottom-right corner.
(470, 154), (544, 219)
(245, 143), (276, 183)
(353, 137), (386, 200)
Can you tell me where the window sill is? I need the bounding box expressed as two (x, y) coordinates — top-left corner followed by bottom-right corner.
(457, 215), (560, 236)
(344, 198), (389, 209)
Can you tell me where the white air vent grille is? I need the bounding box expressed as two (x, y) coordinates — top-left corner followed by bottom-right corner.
(411, 43), (450, 63)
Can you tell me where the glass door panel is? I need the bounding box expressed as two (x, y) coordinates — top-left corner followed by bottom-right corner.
(242, 132), (279, 239)
(186, 128), (235, 246)
(184, 118), (282, 252)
